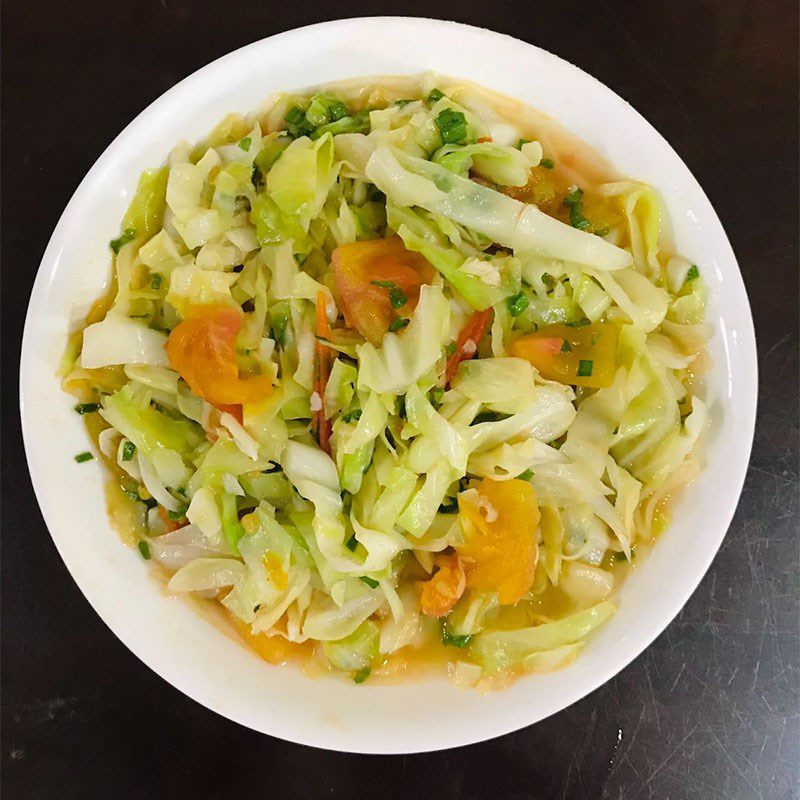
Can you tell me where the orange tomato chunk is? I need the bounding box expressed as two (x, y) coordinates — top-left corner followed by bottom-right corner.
(419, 553), (466, 618)
(332, 237), (434, 345)
(166, 305), (272, 405)
(457, 478), (540, 605)
(445, 309), (493, 386)
(509, 322), (620, 388)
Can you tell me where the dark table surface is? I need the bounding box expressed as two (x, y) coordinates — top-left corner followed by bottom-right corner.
(2, 2), (798, 798)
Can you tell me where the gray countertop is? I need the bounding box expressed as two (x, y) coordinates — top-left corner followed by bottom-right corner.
(2, 1), (798, 798)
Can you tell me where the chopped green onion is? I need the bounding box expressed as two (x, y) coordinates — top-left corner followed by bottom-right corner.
(138, 540), (151, 560)
(685, 265), (700, 282)
(353, 667), (371, 684)
(517, 138), (530, 149)
(371, 280), (407, 308)
(561, 340), (573, 353)
(517, 469), (534, 481)
(305, 94), (349, 127)
(427, 88), (445, 103)
(74, 402), (100, 415)
(389, 287), (407, 309)
(577, 359), (594, 377)
(435, 108), (468, 145)
(238, 137), (252, 152)
(123, 485), (142, 503)
(360, 576), (379, 589)
(442, 628), (472, 648)
(121, 441), (136, 461)
(284, 106), (314, 138)
(150, 273), (162, 290)
(346, 534), (358, 552)
(566, 318), (591, 328)
(594, 227), (610, 237)
(326, 100), (348, 122)
(506, 291), (529, 317)
(395, 98), (414, 107)
(445, 342), (457, 357)
(563, 188), (591, 231)
(540, 157), (555, 169)
(388, 317), (409, 332)
(430, 386), (445, 406)
(168, 507), (188, 521)
(74, 451), (94, 463)
(342, 408), (362, 423)
(109, 228), (136, 254)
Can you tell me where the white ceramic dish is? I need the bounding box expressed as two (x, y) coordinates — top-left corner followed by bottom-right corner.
(20, 17), (757, 753)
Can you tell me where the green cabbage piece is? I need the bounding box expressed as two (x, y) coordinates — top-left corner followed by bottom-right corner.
(238, 471), (294, 507)
(81, 316), (170, 370)
(404, 383), (468, 473)
(302, 590), (382, 641)
(356, 284), (450, 395)
(120, 167), (169, 244)
(366, 465), (418, 531)
(334, 392), (388, 493)
(324, 359), (357, 419)
(283, 441), (402, 575)
(323, 619), (380, 672)
(571, 273), (611, 322)
(101, 384), (202, 458)
(166, 149), (230, 249)
(397, 460), (461, 538)
(266, 133), (338, 220)
(588, 267), (668, 332)
(366, 146), (632, 270)
(250, 194), (311, 249)
(188, 436), (273, 494)
(220, 492), (244, 552)
(222, 503), (305, 621)
(451, 358), (538, 415)
(445, 592), (499, 638)
(433, 141), (532, 186)
(470, 601), (615, 675)
(338, 441), (374, 495)
(398, 226), (520, 310)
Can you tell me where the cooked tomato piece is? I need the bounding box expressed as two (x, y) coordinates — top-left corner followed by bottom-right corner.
(166, 305), (272, 405)
(332, 237), (434, 345)
(445, 309), (493, 386)
(215, 403), (243, 424)
(419, 553), (466, 618)
(509, 322), (620, 388)
(157, 504), (184, 532)
(457, 478), (540, 605)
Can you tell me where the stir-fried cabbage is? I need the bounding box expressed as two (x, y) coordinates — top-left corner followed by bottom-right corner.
(63, 74), (708, 689)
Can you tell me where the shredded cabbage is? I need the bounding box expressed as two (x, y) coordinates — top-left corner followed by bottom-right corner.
(66, 75), (708, 688)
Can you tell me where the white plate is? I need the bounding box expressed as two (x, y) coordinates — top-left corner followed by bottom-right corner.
(19, 17), (757, 753)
